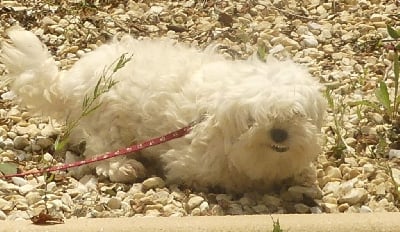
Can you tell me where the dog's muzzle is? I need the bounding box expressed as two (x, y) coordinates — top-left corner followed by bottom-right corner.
(270, 128), (289, 152)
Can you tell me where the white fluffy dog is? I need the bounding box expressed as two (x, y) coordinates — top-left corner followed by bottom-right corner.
(1, 27), (326, 192)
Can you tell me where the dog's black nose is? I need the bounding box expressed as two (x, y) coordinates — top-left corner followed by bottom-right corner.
(270, 128), (288, 143)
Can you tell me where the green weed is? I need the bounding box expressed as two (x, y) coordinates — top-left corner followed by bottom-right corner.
(271, 216), (284, 232)
(324, 89), (349, 161)
(55, 53), (133, 151)
(358, 25), (400, 122)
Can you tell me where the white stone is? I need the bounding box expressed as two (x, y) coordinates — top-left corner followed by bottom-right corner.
(7, 108), (21, 117)
(339, 178), (358, 195)
(107, 197), (122, 209)
(79, 174), (98, 191)
(11, 177), (28, 186)
(360, 205), (373, 213)
(370, 14), (383, 22)
(322, 181), (340, 194)
(325, 166), (342, 179)
(269, 44), (285, 54)
(0, 198), (13, 211)
(252, 204), (269, 214)
(301, 35), (318, 48)
(41, 16), (57, 26)
(46, 182), (57, 192)
(310, 206), (323, 214)
(0, 180), (19, 191)
(58, 19), (69, 27)
(190, 207), (201, 216)
(42, 152), (54, 162)
(338, 203), (349, 212)
(41, 124), (60, 137)
(18, 184), (35, 195)
(323, 203), (338, 213)
(1, 91), (16, 101)
(153, 190), (171, 205)
(389, 150), (400, 159)
(145, 209), (161, 217)
(307, 22), (322, 30)
(121, 201), (131, 213)
(128, 183), (144, 194)
(338, 188), (368, 205)
(199, 201), (209, 215)
(25, 191), (42, 205)
(142, 177), (165, 190)
(0, 138), (14, 150)
(49, 199), (63, 210)
(147, 6), (163, 15)
(390, 168), (400, 185)
(163, 204), (183, 216)
(363, 163), (375, 175)
(187, 196), (204, 210)
(281, 37), (301, 49)
(210, 204), (224, 216)
(0, 210), (6, 220)
(15, 124), (40, 137)
(294, 203), (310, 213)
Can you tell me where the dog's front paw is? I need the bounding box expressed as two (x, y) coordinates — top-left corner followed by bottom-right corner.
(96, 158), (146, 183)
(293, 164), (318, 187)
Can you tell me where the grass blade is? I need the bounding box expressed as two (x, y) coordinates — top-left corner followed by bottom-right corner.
(375, 81), (392, 113)
(387, 25), (400, 39)
(353, 100), (381, 112)
(394, 51), (399, 116)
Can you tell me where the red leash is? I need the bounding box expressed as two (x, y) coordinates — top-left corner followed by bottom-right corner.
(1, 124), (193, 178)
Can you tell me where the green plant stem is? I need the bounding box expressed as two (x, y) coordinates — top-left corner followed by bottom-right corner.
(54, 53), (133, 151)
(393, 50), (399, 119)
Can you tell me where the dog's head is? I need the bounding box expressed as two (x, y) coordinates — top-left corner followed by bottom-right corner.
(213, 59), (326, 184)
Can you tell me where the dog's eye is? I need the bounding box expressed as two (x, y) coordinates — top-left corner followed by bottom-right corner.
(292, 108), (306, 118)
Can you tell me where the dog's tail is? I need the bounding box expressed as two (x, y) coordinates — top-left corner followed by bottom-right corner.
(1, 27), (66, 118)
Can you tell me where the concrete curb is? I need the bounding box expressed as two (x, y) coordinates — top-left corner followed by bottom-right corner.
(1, 213), (400, 232)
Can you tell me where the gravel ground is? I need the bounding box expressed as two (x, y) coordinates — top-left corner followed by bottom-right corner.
(0, 0), (400, 221)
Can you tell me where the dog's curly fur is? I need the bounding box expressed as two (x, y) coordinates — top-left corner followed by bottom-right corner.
(1, 27), (326, 192)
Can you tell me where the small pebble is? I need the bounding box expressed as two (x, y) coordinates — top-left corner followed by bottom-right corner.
(18, 184), (35, 195)
(187, 196), (204, 210)
(360, 205), (373, 213)
(210, 205), (224, 216)
(142, 177), (165, 190)
(199, 201), (209, 215)
(0, 210), (6, 220)
(0, 199), (13, 211)
(40, 153), (53, 163)
(325, 166), (342, 179)
(11, 177), (28, 186)
(338, 188), (368, 205)
(294, 203), (310, 213)
(301, 35), (319, 48)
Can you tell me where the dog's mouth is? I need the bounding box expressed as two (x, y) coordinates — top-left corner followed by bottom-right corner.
(271, 144), (289, 152)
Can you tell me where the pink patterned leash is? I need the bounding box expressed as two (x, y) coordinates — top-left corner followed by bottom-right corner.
(1, 122), (195, 179)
